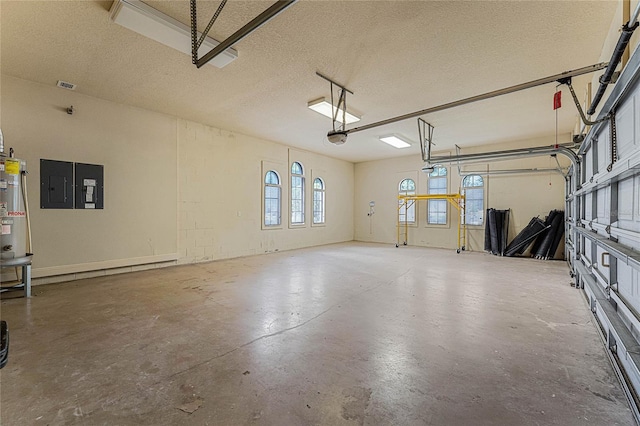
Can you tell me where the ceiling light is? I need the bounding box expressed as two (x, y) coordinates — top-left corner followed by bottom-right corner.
(379, 135), (411, 149)
(110, 0), (238, 68)
(307, 98), (361, 124)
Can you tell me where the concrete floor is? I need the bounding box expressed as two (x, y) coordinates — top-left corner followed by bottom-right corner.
(0, 242), (634, 425)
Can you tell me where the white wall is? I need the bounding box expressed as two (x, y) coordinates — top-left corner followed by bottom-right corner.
(177, 120), (354, 264)
(354, 136), (569, 255)
(2, 75), (178, 280)
(1, 75), (354, 282)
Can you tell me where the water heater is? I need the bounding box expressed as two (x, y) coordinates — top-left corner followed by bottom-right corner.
(0, 130), (32, 268)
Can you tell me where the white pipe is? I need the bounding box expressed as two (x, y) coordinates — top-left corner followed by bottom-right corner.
(631, 0), (640, 26)
(21, 170), (32, 254)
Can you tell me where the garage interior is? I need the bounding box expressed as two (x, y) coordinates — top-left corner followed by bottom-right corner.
(2, 0), (640, 424)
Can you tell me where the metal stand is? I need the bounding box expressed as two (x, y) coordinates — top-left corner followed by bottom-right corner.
(397, 194), (467, 253)
(1, 257), (32, 298)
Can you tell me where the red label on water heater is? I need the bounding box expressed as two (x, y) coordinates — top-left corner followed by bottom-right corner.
(7, 211), (25, 217)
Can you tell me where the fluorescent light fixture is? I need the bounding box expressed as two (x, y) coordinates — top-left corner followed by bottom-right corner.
(307, 98), (361, 124)
(379, 135), (411, 149)
(110, 0), (238, 68)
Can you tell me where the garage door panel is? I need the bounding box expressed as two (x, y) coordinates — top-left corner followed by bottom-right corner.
(585, 192), (593, 221)
(598, 126), (611, 174)
(619, 177), (634, 222)
(596, 186), (610, 224)
(617, 95), (637, 161)
(585, 149), (593, 179)
(617, 261), (634, 305)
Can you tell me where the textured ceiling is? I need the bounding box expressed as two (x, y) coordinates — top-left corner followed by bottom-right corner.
(0, 0), (618, 162)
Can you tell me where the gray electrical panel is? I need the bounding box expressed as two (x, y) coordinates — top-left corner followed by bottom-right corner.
(40, 159), (73, 209)
(74, 163), (103, 209)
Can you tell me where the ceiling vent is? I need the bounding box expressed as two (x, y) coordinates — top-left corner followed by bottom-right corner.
(56, 80), (77, 90)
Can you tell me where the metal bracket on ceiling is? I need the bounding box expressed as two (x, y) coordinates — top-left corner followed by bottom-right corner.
(558, 77), (609, 127)
(454, 144), (463, 176)
(316, 72), (354, 134)
(190, 0), (298, 68)
(191, 0), (227, 59)
(418, 118), (435, 164)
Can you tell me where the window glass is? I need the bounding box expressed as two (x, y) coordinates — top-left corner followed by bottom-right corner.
(428, 166), (447, 224)
(463, 175), (484, 225)
(313, 178), (325, 224)
(398, 178), (416, 223)
(291, 162), (305, 224)
(264, 170), (281, 226)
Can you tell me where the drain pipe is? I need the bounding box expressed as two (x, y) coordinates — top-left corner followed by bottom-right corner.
(0, 128), (4, 155)
(587, 1), (640, 115)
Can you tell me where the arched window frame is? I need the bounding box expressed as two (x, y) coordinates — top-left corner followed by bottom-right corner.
(428, 165), (448, 225)
(290, 162), (305, 225)
(398, 178), (416, 224)
(312, 178), (325, 225)
(264, 170), (281, 227)
(462, 175), (484, 226)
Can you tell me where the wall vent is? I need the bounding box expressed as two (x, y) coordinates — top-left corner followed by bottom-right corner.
(56, 80), (77, 90)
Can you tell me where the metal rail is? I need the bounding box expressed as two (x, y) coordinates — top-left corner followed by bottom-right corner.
(193, 0), (297, 68)
(344, 63), (608, 135)
(196, 0), (227, 51)
(562, 79), (609, 126)
(427, 143), (579, 170)
(458, 167), (568, 177)
(316, 72), (354, 95)
(423, 142), (580, 269)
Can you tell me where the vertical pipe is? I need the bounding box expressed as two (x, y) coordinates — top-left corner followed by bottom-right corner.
(623, 0), (631, 69)
(586, 82), (592, 117)
(21, 171), (32, 254)
(23, 264), (31, 298)
(631, 0), (640, 25)
(457, 206), (461, 250)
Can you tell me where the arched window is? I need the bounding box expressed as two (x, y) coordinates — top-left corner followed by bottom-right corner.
(462, 175), (484, 225)
(428, 165), (447, 224)
(291, 162), (305, 225)
(313, 178), (325, 224)
(398, 178), (416, 224)
(264, 170), (281, 226)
